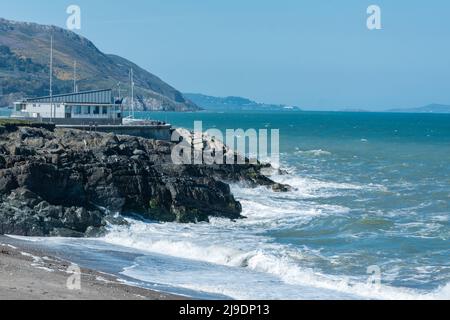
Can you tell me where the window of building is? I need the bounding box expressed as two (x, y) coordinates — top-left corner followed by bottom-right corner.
(94, 106), (100, 115)
(102, 106), (108, 115)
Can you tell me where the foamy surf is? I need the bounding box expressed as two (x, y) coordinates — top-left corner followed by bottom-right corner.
(8, 172), (449, 300)
(108, 110), (449, 300)
(102, 217), (449, 300)
(99, 175), (449, 300)
(9, 167), (449, 300)
(295, 149), (332, 156)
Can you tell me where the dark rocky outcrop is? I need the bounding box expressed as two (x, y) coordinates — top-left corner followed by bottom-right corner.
(0, 126), (285, 237)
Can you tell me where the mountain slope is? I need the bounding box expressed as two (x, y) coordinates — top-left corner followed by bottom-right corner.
(0, 18), (199, 111)
(184, 93), (301, 111)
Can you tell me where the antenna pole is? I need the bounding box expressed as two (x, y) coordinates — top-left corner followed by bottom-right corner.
(130, 68), (135, 118)
(73, 60), (77, 93)
(49, 35), (53, 121)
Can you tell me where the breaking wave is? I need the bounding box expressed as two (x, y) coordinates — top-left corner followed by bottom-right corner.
(101, 175), (449, 300)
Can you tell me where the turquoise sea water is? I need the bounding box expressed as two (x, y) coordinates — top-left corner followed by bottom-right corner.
(0, 108), (11, 117)
(8, 110), (450, 299)
(135, 111), (450, 296)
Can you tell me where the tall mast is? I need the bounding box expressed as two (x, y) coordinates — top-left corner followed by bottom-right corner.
(49, 35), (53, 121)
(130, 68), (134, 118)
(73, 60), (77, 93)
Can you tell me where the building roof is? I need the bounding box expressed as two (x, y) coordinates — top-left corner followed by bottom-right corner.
(25, 89), (115, 104)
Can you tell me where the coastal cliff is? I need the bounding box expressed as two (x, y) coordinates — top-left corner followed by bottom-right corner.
(0, 124), (283, 237)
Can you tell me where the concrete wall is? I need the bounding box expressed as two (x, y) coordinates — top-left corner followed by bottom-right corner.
(58, 124), (173, 141)
(41, 117), (123, 125)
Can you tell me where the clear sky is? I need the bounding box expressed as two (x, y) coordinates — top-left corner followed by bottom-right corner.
(1, 0), (449, 110)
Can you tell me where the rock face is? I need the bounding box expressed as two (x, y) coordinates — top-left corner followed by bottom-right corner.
(0, 125), (282, 237)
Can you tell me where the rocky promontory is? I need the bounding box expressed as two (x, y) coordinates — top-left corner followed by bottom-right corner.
(0, 124), (285, 237)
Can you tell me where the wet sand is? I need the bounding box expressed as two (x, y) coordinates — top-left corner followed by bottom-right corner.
(0, 236), (186, 300)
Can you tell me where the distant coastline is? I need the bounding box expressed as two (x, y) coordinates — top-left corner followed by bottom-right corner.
(180, 95), (450, 114)
(184, 93), (301, 112)
(385, 104), (450, 114)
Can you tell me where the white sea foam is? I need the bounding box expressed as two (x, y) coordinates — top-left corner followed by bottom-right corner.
(101, 176), (449, 300)
(7, 168), (446, 300)
(0, 243), (18, 250)
(295, 149), (332, 157)
(255, 173), (388, 201)
(20, 251), (55, 272)
(104, 217), (449, 300)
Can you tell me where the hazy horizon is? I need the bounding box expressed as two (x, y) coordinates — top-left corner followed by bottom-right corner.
(1, 0), (450, 110)
(184, 92), (449, 112)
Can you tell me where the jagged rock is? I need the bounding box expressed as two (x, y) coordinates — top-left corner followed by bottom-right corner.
(102, 215), (129, 227)
(272, 183), (293, 193)
(0, 126), (285, 237)
(84, 226), (107, 238)
(50, 228), (85, 238)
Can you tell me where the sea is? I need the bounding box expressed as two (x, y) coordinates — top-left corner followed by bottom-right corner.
(6, 110), (450, 300)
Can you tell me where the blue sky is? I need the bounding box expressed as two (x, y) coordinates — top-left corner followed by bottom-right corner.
(1, 0), (450, 110)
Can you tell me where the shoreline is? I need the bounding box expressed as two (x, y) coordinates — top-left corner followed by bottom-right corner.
(0, 236), (187, 300)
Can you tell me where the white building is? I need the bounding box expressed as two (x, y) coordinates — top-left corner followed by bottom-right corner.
(13, 89), (123, 125)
